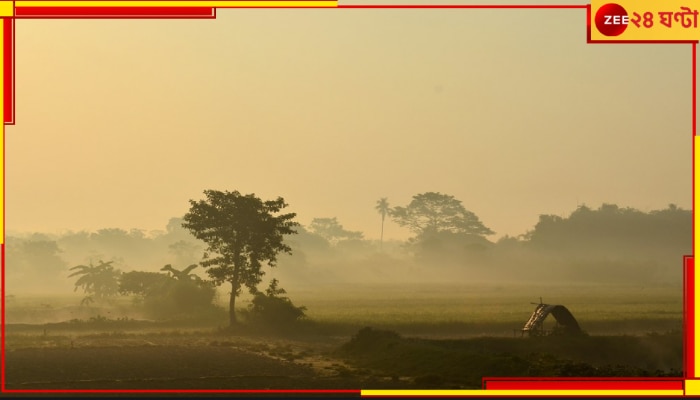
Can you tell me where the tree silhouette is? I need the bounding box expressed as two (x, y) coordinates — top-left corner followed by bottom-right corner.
(7, 238), (68, 292)
(182, 190), (299, 326)
(120, 268), (216, 319)
(309, 217), (363, 245)
(168, 240), (203, 267)
(160, 264), (202, 282)
(375, 198), (390, 251)
(524, 203), (691, 255)
(68, 260), (121, 305)
(248, 278), (306, 326)
(119, 271), (169, 297)
(391, 192), (494, 239)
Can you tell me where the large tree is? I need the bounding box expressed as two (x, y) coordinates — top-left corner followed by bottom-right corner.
(391, 192), (494, 238)
(375, 198), (390, 251)
(309, 217), (363, 244)
(182, 190), (299, 326)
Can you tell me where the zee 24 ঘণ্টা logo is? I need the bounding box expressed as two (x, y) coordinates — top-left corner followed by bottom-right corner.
(595, 2), (700, 37)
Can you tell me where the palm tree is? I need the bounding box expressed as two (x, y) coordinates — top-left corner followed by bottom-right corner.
(160, 264), (202, 283)
(375, 198), (390, 251)
(68, 260), (121, 305)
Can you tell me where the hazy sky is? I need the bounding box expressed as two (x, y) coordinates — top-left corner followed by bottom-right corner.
(6, 3), (693, 241)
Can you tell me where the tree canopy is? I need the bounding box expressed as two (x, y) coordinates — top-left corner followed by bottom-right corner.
(309, 217), (363, 244)
(120, 265), (217, 320)
(6, 238), (68, 292)
(391, 192), (494, 238)
(68, 260), (121, 305)
(182, 190), (299, 326)
(524, 203), (691, 253)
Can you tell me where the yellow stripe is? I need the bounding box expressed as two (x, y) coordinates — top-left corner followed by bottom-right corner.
(686, 379), (700, 395)
(361, 390), (684, 396)
(15, 1), (336, 7)
(0, 2), (13, 16)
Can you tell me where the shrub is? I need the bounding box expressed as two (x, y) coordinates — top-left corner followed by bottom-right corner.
(142, 278), (218, 319)
(341, 327), (402, 354)
(120, 268), (219, 320)
(247, 279), (307, 326)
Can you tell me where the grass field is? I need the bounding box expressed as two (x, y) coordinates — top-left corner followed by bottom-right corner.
(286, 282), (683, 336)
(3, 282), (685, 391)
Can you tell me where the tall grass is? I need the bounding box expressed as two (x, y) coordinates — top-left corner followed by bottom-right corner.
(6, 282), (683, 337)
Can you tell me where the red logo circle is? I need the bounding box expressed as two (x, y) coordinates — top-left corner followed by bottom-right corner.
(595, 3), (629, 37)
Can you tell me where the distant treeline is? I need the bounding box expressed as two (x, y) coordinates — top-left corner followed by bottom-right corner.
(6, 202), (690, 293)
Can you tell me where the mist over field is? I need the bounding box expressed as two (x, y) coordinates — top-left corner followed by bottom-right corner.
(6, 200), (688, 298)
(4, 199), (687, 389)
(4, 5), (692, 390)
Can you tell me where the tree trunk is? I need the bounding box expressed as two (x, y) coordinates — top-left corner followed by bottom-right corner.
(229, 280), (237, 326)
(380, 215), (385, 251)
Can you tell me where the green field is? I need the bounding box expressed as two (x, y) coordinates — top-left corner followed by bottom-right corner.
(3, 282), (685, 391)
(282, 282), (683, 335)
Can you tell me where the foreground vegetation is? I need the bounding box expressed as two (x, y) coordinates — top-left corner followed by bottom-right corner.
(4, 320), (683, 390)
(4, 282), (684, 391)
(7, 283), (683, 333)
(339, 328), (682, 389)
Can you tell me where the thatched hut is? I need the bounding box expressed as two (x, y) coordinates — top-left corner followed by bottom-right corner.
(521, 301), (582, 336)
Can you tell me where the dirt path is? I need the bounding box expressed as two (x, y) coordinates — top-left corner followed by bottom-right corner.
(4, 337), (397, 391)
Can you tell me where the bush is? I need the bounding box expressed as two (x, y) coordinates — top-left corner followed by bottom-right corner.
(247, 279), (307, 326)
(120, 269), (220, 320)
(142, 279), (218, 320)
(341, 327), (402, 354)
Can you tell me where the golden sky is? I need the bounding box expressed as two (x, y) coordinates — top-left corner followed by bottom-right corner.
(5, 4), (693, 240)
